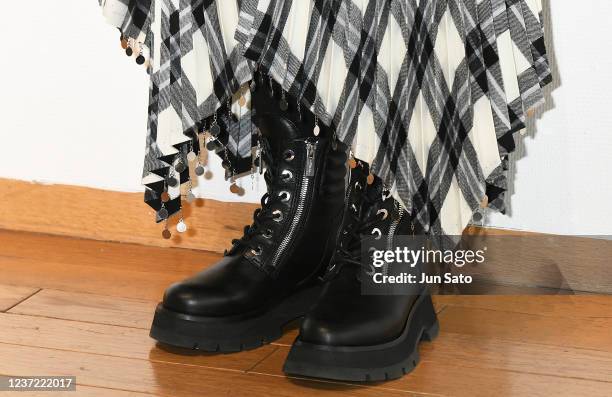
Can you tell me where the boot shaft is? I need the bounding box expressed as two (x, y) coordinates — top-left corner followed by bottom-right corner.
(339, 159), (412, 251)
(244, 73), (348, 286)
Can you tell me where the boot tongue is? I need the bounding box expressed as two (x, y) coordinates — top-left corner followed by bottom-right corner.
(365, 177), (383, 203)
(252, 80), (312, 157)
(336, 172), (383, 279)
(330, 163), (385, 278)
(361, 175), (384, 219)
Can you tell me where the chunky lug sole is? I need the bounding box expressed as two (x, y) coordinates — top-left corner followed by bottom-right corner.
(150, 283), (322, 352)
(283, 293), (439, 382)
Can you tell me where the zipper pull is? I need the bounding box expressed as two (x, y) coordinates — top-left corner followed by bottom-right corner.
(255, 137), (262, 174)
(394, 204), (404, 222)
(305, 141), (316, 177)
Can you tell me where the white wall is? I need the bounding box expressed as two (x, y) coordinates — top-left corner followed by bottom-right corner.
(487, 1), (612, 235)
(0, 1), (148, 192)
(0, 1), (610, 234)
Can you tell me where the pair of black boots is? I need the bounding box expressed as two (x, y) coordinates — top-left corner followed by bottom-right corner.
(150, 83), (439, 382)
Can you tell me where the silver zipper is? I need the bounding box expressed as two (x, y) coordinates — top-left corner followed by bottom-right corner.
(305, 140), (316, 176)
(383, 206), (404, 277)
(387, 207), (404, 250)
(271, 140), (316, 268)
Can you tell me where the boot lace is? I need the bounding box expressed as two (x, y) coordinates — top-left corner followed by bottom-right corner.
(226, 139), (290, 256)
(324, 188), (387, 279)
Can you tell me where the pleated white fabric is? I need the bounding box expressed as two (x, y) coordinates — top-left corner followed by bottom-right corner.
(100, 0), (256, 221)
(236, 0), (552, 238)
(101, 0), (552, 239)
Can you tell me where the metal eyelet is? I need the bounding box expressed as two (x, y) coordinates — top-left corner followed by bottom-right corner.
(377, 209), (388, 220)
(250, 246), (263, 256)
(351, 203), (358, 213)
(355, 181), (363, 191)
(263, 229), (273, 239)
(281, 169), (293, 181)
(283, 149), (295, 162)
(279, 191), (291, 202)
(371, 228), (382, 240)
(272, 209), (284, 222)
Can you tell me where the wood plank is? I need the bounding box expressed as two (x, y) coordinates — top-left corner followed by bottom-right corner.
(1, 257), (187, 301)
(433, 282), (586, 295)
(401, 359), (611, 397)
(438, 305), (612, 352)
(6, 289), (302, 348)
(9, 289), (156, 329)
(0, 385), (155, 396)
(256, 331), (612, 383)
(0, 284), (39, 312)
(0, 343), (414, 397)
(0, 313), (274, 373)
(14, 290), (611, 353)
(419, 332), (612, 383)
(457, 229), (612, 293)
(0, 230), (219, 276)
(434, 295), (612, 318)
(0, 178), (258, 254)
(2, 177), (611, 293)
(1, 288), (307, 349)
(251, 345), (612, 397)
(3, 228), (612, 396)
(0, 230), (220, 300)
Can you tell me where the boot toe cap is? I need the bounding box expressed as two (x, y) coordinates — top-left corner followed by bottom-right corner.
(162, 281), (224, 316)
(161, 256), (272, 316)
(298, 298), (411, 347)
(299, 315), (388, 346)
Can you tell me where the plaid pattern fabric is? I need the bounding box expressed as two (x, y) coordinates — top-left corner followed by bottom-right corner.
(100, 0), (151, 43)
(236, 0), (552, 238)
(101, 0), (257, 221)
(101, 0), (551, 238)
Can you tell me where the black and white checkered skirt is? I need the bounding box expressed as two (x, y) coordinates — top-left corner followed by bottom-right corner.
(101, 0), (552, 237)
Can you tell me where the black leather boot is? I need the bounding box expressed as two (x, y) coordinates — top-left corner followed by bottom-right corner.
(283, 159), (439, 381)
(149, 80), (348, 352)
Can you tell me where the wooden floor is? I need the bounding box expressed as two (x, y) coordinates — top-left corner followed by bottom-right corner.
(1, 230), (612, 396)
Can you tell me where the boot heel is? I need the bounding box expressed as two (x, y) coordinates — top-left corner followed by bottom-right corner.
(418, 293), (439, 342)
(421, 320), (440, 341)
